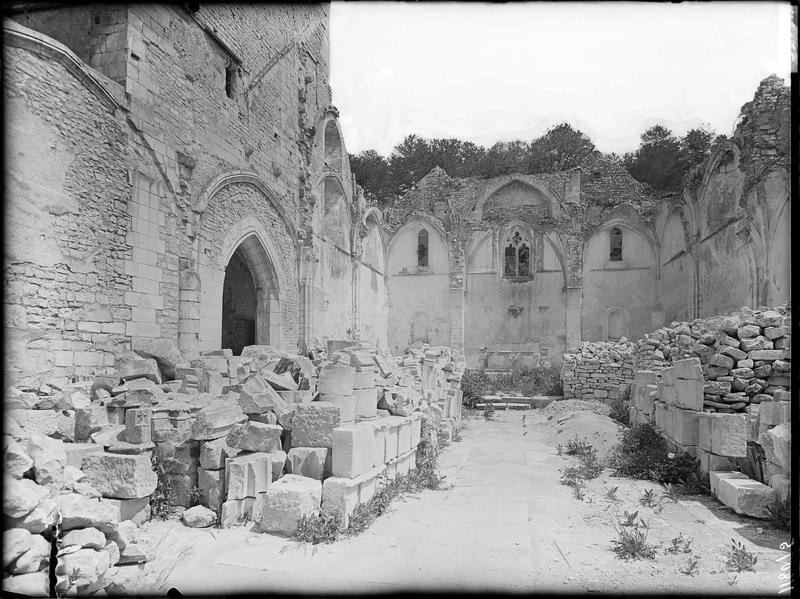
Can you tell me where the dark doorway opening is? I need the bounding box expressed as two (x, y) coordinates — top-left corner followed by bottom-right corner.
(221, 248), (257, 355)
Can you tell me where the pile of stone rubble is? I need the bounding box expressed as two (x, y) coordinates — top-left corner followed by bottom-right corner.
(627, 304), (791, 519)
(561, 340), (636, 401)
(3, 341), (463, 594)
(632, 305), (791, 413)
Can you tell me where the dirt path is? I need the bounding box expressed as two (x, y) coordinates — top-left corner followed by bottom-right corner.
(138, 409), (791, 594)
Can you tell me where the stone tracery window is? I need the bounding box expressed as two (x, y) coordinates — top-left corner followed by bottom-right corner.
(609, 227), (622, 262)
(503, 230), (530, 278)
(417, 229), (429, 267)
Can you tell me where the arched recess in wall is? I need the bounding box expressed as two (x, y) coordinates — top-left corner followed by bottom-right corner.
(694, 142), (743, 239)
(361, 208), (387, 273)
(194, 173), (296, 353)
(469, 176), (558, 223)
(385, 216), (450, 274)
(321, 176), (352, 252)
(658, 209), (688, 266)
(603, 307), (628, 341)
(323, 118), (344, 172)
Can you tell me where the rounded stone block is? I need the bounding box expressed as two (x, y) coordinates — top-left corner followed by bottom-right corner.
(253, 474), (321, 535)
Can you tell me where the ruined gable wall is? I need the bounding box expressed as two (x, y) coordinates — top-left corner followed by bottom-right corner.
(4, 39), (132, 387)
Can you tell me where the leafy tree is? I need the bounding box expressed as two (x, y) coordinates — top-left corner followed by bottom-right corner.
(387, 134), (434, 195)
(679, 126), (715, 171)
(477, 140), (531, 178)
(528, 123), (596, 173)
(623, 125), (684, 192)
(349, 150), (392, 205)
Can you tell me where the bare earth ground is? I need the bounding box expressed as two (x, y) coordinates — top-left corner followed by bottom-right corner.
(135, 408), (791, 595)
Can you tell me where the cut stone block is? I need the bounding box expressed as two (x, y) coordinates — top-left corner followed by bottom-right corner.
(237, 375), (286, 414)
(748, 349), (784, 361)
(317, 365), (356, 396)
(322, 394), (356, 423)
(696, 447), (736, 474)
(3, 572), (49, 596)
(59, 493), (121, 533)
(278, 390), (313, 404)
(321, 476), (359, 528)
(658, 383), (676, 406)
(199, 437), (241, 470)
(62, 527), (106, 550)
(190, 401), (247, 440)
(225, 453), (271, 500)
(268, 450), (287, 481)
(672, 408), (699, 446)
(287, 447), (330, 480)
(258, 369), (298, 391)
(696, 412), (714, 451)
(675, 379), (703, 411)
(226, 421), (282, 453)
(116, 357), (162, 384)
(331, 422), (377, 478)
(26, 433), (67, 485)
(758, 401), (790, 426)
(4, 437), (34, 478)
(703, 380), (731, 396)
(124, 408), (152, 444)
(3, 476), (49, 518)
(741, 336), (773, 352)
(674, 357), (702, 380)
(709, 414), (747, 457)
(660, 367), (675, 386)
(219, 497), (255, 527)
(758, 423), (790, 471)
(253, 474), (322, 535)
(103, 496), (151, 525)
(81, 452), (157, 499)
(353, 387), (377, 418)
(410, 415), (422, 448)
(3, 528), (33, 568)
(709, 471), (776, 518)
(197, 468), (225, 510)
(291, 402), (341, 448)
(55, 547), (111, 588)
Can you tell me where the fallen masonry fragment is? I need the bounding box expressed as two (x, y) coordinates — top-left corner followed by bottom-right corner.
(3, 339), (463, 594)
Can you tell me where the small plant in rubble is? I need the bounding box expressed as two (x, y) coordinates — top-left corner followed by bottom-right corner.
(555, 443), (563, 456)
(610, 518), (656, 561)
(149, 453), (175, 520)
(679, 555), (701, 576)
(678, 472), (705, 496)
(640, 488), (658, 507)
(765, 495), (791, 530)
(576, 446), (603, 479)
(565, 436), (593, 457)
(605, 486), (619, 501)
(725, 539), (758, 573)
(665, 533), (693, 555)
(188, 486), (203, 507)
(661, 482), (680, 503)
(559, 466), (580, 486)
(295, 512), (342, 545)
(620, 510), (640, 527)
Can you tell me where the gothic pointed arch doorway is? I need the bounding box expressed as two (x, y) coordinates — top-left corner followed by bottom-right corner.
(221, 234), (281, 355)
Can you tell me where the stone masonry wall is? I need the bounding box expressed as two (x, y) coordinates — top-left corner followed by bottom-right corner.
(4, 41), (132, 387)
(561, 341), (635, 401)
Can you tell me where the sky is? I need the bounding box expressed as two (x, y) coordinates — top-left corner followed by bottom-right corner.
(329, 2), (794, 158)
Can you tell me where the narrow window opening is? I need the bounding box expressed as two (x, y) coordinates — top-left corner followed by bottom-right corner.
(417, 229), (429, 267)
(225, 63), (236, 98)
(609, 227), (623, 262)
(504, 244), (516, 277)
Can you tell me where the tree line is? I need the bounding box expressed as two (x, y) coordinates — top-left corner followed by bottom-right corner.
(349, 123), (727, 206)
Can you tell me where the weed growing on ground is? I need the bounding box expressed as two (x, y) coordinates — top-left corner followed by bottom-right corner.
(727, 573), (739, 586)
(565, 437), (593, 457)
(665, 533), (693, 555)
(572, 483), (585, 501)
(766, 495), (791, 530)
(678, 472), (706, 496)
(725, 539), (758, 572)
(555, 444), (563, 455)
(679, 555), (701, 576)
(295, 512), (342, 544)
(661, 483), (680, 503)
(576, 446), (603, 479)
(611, 517), (656, 560)
(452, 430), (463, 443)
(149, 453), (175, 520)
(559, 466), (581, 487)
(640, 489), (658, 507)
(620, 510), (640, 527)
(605, 486), (619, 501)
